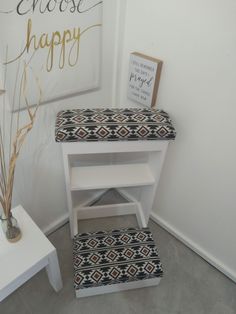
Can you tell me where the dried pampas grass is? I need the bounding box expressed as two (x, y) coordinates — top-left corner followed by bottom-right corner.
(0, 61), (42, 219)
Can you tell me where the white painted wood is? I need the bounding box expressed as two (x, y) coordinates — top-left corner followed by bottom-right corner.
(46, 250), (63, 292)
(62, 146), (79, 238)
(70, 164), (155, 191)
(139, 142), (169, 223)
(41, 199), (146, 233)
(75, 190), (109, 208)
(136, 203), (148, 228)
(0, 206), (63, 302)
(118, 189), (147, 228)
(76, 277), (161, 298)
(61, 139), (170, 238)
(62, 140), (167, 155)
(77, 203), (137, 220)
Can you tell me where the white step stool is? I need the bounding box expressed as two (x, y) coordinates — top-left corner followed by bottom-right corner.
(55, 108), (176, 238)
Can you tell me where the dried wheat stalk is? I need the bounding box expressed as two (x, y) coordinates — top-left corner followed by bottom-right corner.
(0, 63), (42, 218)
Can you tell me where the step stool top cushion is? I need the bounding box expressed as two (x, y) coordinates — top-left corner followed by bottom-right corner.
(55, 108), (176, 142)
(73, 227), (163, 291)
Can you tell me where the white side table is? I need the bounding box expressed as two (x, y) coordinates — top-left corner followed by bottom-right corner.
(0, 206), (63, 302)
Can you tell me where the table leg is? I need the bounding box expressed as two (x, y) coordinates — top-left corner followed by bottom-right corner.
(46, 250), (63, 292)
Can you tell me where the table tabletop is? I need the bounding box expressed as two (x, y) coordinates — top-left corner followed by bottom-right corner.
(0, 206), (55, 291)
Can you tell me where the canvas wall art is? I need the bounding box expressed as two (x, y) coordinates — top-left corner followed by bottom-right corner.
(0, 0), (103, 110)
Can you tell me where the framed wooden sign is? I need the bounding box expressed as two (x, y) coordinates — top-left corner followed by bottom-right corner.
(127, 52), (163, 108)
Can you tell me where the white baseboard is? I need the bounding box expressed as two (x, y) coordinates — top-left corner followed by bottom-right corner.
(150, 211), (236, 283)
(43, 213), (69, 236)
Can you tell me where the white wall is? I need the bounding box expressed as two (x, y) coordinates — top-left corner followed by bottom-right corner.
(1, 0), (236, 283)
(0, 0), (119, 232)
(118, 0), (236, 281)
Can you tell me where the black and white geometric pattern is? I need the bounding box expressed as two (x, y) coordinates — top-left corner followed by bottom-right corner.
(73, 227), (163, 291)
(55, 108), (176, 142)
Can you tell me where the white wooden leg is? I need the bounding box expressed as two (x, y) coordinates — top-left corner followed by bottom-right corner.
(46, 250), (63, 292)
(136, 202), (148, 228)
(118, 189), (147, 228)
(69, 206), (78, 238)
(140, 146), (168, 222)
(62, 147), (78, 238)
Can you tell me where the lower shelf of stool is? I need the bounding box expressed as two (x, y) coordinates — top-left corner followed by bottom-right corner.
(76, 202), (146, 225)
(76, 277), (161, 298)
(72, 189), (148, 234)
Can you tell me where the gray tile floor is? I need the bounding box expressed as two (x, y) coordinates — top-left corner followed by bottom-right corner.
(1, 215), (236, 314)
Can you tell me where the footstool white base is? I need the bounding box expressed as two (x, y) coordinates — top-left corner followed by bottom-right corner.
(76, 277), (161, 298)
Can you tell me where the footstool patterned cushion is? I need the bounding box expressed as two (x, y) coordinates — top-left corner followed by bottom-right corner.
(55, 108), (176, 142)
(73, 227), (163, 296)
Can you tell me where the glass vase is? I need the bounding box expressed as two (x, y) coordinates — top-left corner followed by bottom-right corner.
(0, 213), (22, 243)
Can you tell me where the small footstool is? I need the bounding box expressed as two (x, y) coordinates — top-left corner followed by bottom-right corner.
(73, 227), (163, 297)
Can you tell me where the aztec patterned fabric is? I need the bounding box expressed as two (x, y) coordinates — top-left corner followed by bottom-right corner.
(73, 227), (163, 291)
(55, 108), (176, 142)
